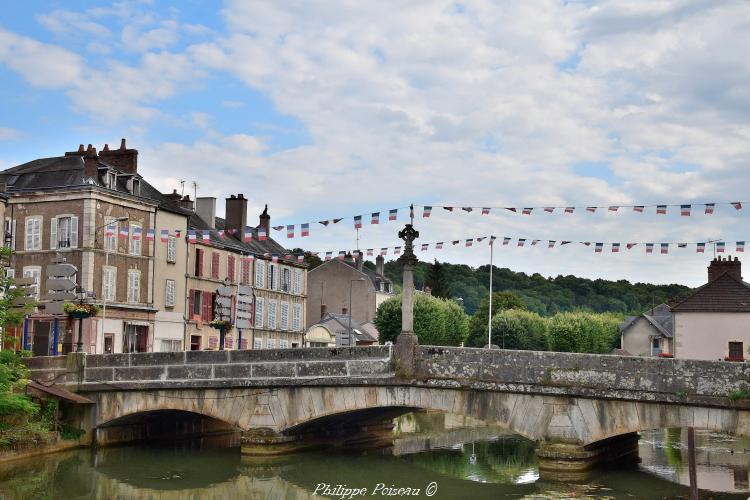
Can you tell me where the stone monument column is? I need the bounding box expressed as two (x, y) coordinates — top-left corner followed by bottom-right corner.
(395, 206), (419, 378)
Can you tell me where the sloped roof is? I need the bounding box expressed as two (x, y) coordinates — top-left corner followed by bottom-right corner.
(316, 312), (377, 343)
(311, 258), (392, 291)
(671, 272), (750, 312)
(619, 303), (673, 338)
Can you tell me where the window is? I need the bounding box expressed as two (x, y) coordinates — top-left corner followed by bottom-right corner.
(254, 297), (264, 328)
(268, 300), (278, 330)
(293, 268), (302, 294)
(255, 260), (265, 288)
(104, 334), (114, 354)
(22, 266), (41, 299)
(161, 339), (182, 352)
(280, 302), (289, 330)
(268, 264), (277, 290)
(211, 252), (220, 279)
(167, 235), (177, 263)
(129, 224), (142, 255)
(267, 338), (276, 349)
(127, 270), (140, 303)
(227, 255), (236, 282)
(253, 338), (262, 349)
(241, 258), (251, 284)
(24, 216), (42, 251)
(190, 290), (202, 318)
(50, 216), (78, 249)
(280, 339), (288, 349)
(105, 171), (116, 189)
(4, 218), (16, 249)
(4, 268), (15, 279)
(165, 279), (175, 308)
(651, 337), (661, 356)
(102, 267), (116, 302)
(728, 341), (744, 361)
(194, 248), (204, 277)
(104, 217), (117, 252)
(292, 303), (301, 332)
(282, 267), (291, 292)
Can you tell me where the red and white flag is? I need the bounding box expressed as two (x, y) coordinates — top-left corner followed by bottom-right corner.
(366, 249), (373, 256)
(380, 248), (388, 256)
(337, 251), (346, 260)
(612, 243), (620, 253)
(325, 252), (333, 261)
(564, 207), (574, 214)
(737, 241), (745, 253)
(218, 230), (226, 240)
(633, 206), (644, 213)
(544, 207), (554, 213)
(287, 225), (295, 238)
(394, 247), (401, 255)
(680, 205), (691, 216)
(656, 205), (667, 215)
(297, 255), (304, 263)
(732, 201), (742, 210)
(481, 207), (490, 215)
(704, 204), (715, 214)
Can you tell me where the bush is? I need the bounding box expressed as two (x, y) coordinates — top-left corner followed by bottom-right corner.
(547, 311), (620, 353)
(490, 310), (548, 351)
(375, 294), (469, 346)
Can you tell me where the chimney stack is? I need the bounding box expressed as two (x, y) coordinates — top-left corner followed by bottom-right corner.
(376, 254), (384, 276)
(342, 306), (348, 315)
(164, 189), (182, 204)
(226, 194), (248, 238)
(708, 256), (742, 282)
(196, 197), (216, 229)
(320, 304), (327, 319)
(98, 138), (138, 174)
(178, 195), (194, 211)
(356, 252), (364, 272)
(259, 204), (270, 235)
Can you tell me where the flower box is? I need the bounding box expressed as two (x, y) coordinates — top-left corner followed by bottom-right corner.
(657, 353), (674, 358)
(63, 302), (101, 318)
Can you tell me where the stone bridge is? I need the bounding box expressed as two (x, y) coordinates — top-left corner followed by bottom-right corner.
(27, 345), (750, 473)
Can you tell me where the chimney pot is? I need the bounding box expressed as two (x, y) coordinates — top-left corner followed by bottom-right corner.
(103, 144), (110, 151)
(320, 304), (327, 319)
(342, 306), (348, 315)
(708, 255), (742, 282)
(78, 144), (84, 152)
(120, 138), (126, 150)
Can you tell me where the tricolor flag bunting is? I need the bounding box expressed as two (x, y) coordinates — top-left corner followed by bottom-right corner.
(462, 207), (473, 213)
(188, 230), (196, 243)
(612, 243), (620, 253)
(681, 205), (691, 216)
(696, 242), (706, 253)
(465, 239), (473, 247)
(286, 225), (294, 238)
(436, 242), (443, 250)
(258, 229), (267, 241)
(608, 206), (619, 212)
(656, 205), (667, 215)
(595, 242), (603, 253)
(273, 225), (284, 231)
(705, 204), (715, 214)
(503, 237), (511, 245)
(119, 225), (129, 239)
(544, 207), (554, 213)
(367, 249), (374, 256)
(733, 202), (743, 210)
(160, 229), (169, 242)
(421, 244), (429, 251)
(481, 207), (490, 215)
(297, 255), (304, 263)
(272, 254), (279, 263)
(381, 248), (388, 256)
(394, 247), (401, 255)
(586, 207), (596, 213)
(325, 252), (333, 261)
(201, 230), (210, 242)
(301, 223), (310, 237)
(132, 226), (142, 241)
(522, 208), (533, 215)
(319, 220), (330, 226)
(423, 206), (432, 218)
(646, 243), (654, 253)
(333, 218), (344, 224)
(105, 224), (115, 237)
(565, 207), (574, 214)
(517, 239), (526, 247)
(354, 216), (363, 229)
(175, 230), (182, 238)
(737, 241), (745, 253)
(548, 240), (555, 248)
(678, 243), (687, 248)
(661, 243), (669, 254)
(626, 243), (637, 250)
(505, 207), (517, 213)
(477, 237), (486, 243)
(284, 253), (292, 261)
(218, 230), (226, 240)
(244, 228), (254, 242)
(338, 251), (346, 260)
(146, 228), (155, 241)
(389, 209), (398, 221)
(561, 241), (572, 245)
(371, 213), (380, 224)
(451, 240), (459, 245)
(444, 206), (454, 212)
(633, 206), (644, 213)
(717, 242), (726, 253)
(531, 239), (539, 246)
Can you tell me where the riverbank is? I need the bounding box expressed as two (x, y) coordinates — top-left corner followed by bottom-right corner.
(0, 438), (83, 464)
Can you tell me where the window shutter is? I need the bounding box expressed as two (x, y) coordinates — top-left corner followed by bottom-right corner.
(196, 249), (204, 277)
(202, 291), (210, 321)
(228, 256), (235, 281)
(11, 219), (16, 250)
(212, 252), (220, 279)
(50, 217), (57, 250)
(25, 219), (33, 250)
(189, 289), (195, 318)
(70, 216), (78, 248)
(242, 259), (250, 284)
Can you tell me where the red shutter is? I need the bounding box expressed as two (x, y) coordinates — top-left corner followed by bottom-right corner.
(242, 260), (250, 284)
(211, 292), (216, 321)
(188, 289), (194, 319)
(228, 256), (235, 282)
(212, 252), (220, 279)
(196, 249), (203, 277)
(202, 291), (211, 321)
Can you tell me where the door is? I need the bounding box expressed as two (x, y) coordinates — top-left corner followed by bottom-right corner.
(190, 335), (201, 351)
(32, 321), (51, 356)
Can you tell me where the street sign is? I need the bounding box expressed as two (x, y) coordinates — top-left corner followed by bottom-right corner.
(47, 264), (77, 277)
(46, 278), (77, 291)
(12, 297), (36, 306)
(215, 296), (232, 307)
(216, 285), (233, 296)
(237, 284), (253, 296)
(235, 294), (253, 330)
(42, 292), (77, 301)
(41, 303), (67, 316)
(12, 277), (36, 286)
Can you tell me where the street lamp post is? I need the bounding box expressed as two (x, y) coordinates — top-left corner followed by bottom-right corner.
(75, 286), (87, 353)
(348, 278), (365, 346)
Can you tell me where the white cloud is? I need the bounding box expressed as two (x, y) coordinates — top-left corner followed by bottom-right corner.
(0, 127), (22, 141)
(36, 9), (111, 39)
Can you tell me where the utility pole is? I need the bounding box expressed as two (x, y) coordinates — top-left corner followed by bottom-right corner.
(488, 239), (494, 349)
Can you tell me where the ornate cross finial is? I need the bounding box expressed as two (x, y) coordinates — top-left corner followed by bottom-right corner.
(397, 207), (419, 266)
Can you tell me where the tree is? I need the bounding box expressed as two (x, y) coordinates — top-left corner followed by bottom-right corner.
(374, 294), (469, 346)
(466, 291), (526, 347)
(290, 248), (322, 270)
(546, 311), (621, 353)
(425, 260), (452, 298)
(490, 310), (548, 351)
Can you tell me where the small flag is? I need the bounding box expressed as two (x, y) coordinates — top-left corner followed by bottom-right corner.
(561, 241), (572, 245)
(696, 242), (706, 253)
(284, 253), (292, 261)
(646, 243), (654, 254)
(476, 237), (486, 242)
(389, 209), (398, 221)
(481, 207), (490, 215)
(595, 242), (603, 253)
(451, 240), (459, 245)
(325, 252), (333, 261)
(146, 228), (155, 241)
(263, 252), (271, 258)
(272, 254), (279, 263)
(354, 216), (363, 229)
(531, 239), (539, 246)
(586, 207), (597, 213)
(244, 229), (254, 242)
(490, 236), (497, 244)
(443, 206), (454, 212)
(583, 242), (591, 246)
(201, 230), (210, 243)
(394, 247), (401, 255)
(503, 237), (511, 245)
(285, 225), (293, 238)
(462, 207), (473, 213)
(381, 248), (388, 256)
(517, 239), (526, 247)
(626, 243), (637, 250)
(548, 240), (555, 248)
(218, 230), (226, 240)
(678, 243), (687, 248)
(505, 207), (517, 213)
(608, 206), (619, 212)
(258, 229), (266, 241)
(544, 207), (554, 213)
(371, 212), (379, 224)
(421, 244), (429, 251)
(705, 203), (715, 214)
(717, 242), (726, 253)
(105, 224), (115, 237)
(522, 208), (533, 215)
(633, 206), (644, 213)
(119, 225), (129, 239)
(175, 230), (181, 238)
(423, 206), (432, 218)
(738, 241), (745, 253)
(656, 205), (667, 215)
(301, 223), (310, 237)
(188, 230), (196, 243)
(246, 254), (255, 262)
(319, 220), (330, 226)
(564, 207), (574, 214)
(681, 204), (691, 216)
(435, 242), (443, 250)
(612, 243), (620, 253)
(367, 249), (373, 256)
(297, 255), (304, 263)
(273, 225), (284, 231)
(733, 202), (743, 210)
(160, 229), (169, 242)
(132, 226), (142, 241)
(465, 239), (473, 247)
(228, 229), (237, 235)
(333, 218), (343, 224)
(660, 243), (669, 254)
(337, 251), (346, 260)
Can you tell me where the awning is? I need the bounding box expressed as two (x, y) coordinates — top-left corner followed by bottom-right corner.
(125, 321), (152, 327)
(26, 380), (93, 404)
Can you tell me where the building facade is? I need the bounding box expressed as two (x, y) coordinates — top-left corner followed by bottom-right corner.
(619, 304), (673, 357)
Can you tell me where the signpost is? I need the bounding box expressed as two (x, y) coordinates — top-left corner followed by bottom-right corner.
(235, 284), (253, 349)
(45, 257), (78, 355)
(213, 281), (234, 350)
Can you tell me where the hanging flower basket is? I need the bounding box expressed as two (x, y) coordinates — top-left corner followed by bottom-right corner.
(63, 302), (101, 319)
(208, 319), (232, 331)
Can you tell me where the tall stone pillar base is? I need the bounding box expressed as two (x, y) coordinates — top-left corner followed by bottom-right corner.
(537, 433), (639, 482)
(241, 429), (319, 456)
(394, 332), (418, 379)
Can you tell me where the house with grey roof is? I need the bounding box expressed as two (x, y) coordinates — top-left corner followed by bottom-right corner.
(305, 311), (378, 347)
(620, 303), (673, 357)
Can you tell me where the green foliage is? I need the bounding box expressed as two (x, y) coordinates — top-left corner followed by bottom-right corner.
(0, 247), (33, 328)
(425, 260), (452, 298)
(0, 350), (38, 421)
(547, 311), (621, 353)
(466, 292), (526, 347)
(490, 309), (549, 351)
(290, 247), (322, 270)
(374, 294), (469, 346)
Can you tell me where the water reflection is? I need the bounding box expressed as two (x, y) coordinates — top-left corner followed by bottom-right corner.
(0, 414), (748, 499)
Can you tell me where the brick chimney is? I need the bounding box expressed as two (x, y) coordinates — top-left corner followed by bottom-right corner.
(226, 194), (248, 237)
(66, 143), (100, 179)
(196, 197), (216, 229)
(342, 306), (348, 315)
(164, 189), (182, 204)
(356, 252), (364, 272)
(259, 204), (270, 235)
(98, 138), (138, 174)
(320, 304), (327, 319)
(708, 256), (742, 282)
(376, 254), (384, 276)
(178, 195), (194, 211)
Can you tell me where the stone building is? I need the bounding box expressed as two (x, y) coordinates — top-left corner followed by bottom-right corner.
(619, 303), (673, 357)
(306, 254), (394, 339)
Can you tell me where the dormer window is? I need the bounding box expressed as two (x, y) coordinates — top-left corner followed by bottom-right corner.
(125, 177), (141, 195)
(106, 171), (116, 189)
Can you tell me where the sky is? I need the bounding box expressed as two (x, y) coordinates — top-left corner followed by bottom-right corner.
(1, 0), (749, 287)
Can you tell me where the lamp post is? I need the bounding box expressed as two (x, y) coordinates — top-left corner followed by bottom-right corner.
(348, 278), (365, 346)
(75, 286), (87, 353)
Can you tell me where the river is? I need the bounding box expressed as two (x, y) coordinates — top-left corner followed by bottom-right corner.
(0, 412), (748, 499)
